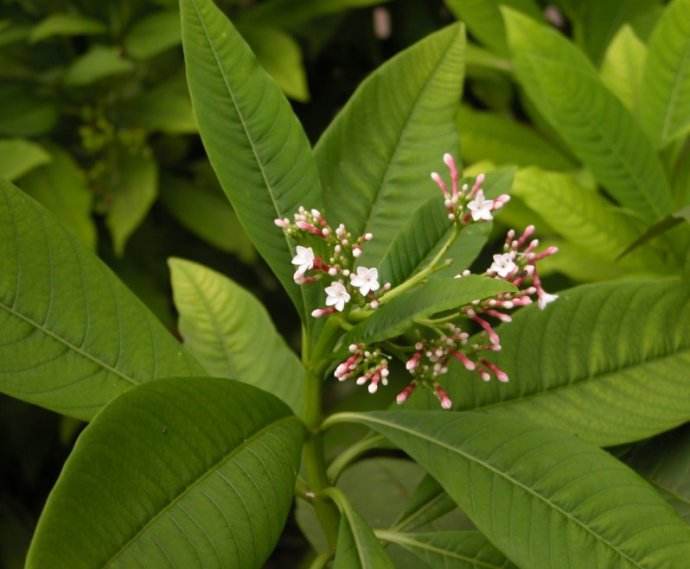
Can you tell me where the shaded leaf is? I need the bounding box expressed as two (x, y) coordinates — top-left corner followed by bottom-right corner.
(0, 85), (57, 137)
(64, 46), (134, 86)
(0, 181), (201, 420)
(504, 8), (673, 219)
(125, 9), (181, 59)
(30, 13), (105, 43)
(0, 139), (50, 181)
(336, 410), (690, 569)
(169, 258), (304, 415)
(639, 0), (690, 147)
(315, 24), (465, 268)
(181, 0), (323, 320)
(26, 378), (304, 569)
(617, 205), (690, 259)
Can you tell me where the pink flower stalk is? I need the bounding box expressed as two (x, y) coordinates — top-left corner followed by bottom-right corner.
(434, 383), (453, 410)
(396, 382), (417, 405)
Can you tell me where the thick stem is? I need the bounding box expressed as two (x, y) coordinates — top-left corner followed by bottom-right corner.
(302, 434), (340, 549)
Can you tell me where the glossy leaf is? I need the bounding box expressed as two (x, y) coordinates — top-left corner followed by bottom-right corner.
(19, 147), (96, 249)
(626, 424), (690, 522)
(444, 0), (541, 55)
(343, 276), (514, 346)
(378, 168), (514, 287)
(125, 9), (181, 59)
(426, 278), (690, 446)
(30, 13), (105, 43)
(0, 181), (201, 420)
(327, 488), (395, 569)
(336, 410), (690, 569)
(600, 25), (646, 111)
(169, 258), (304, 415)
(0, 139), (50, 181)
(64, 46), (134, 86)
(504, 8), (673, 219)
(457, 106), (576, 170)
(26, 377), (304, 569)
(106, 150), (158, 256)
(512, 167), (676, 275)
(377, 530), (516, 569)
(181, 0), (323, 319)
(315, 24), (465, 268)
(639, 0), (690, 147)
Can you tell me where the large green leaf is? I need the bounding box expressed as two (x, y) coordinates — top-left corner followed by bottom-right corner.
(393, 475), (464, 533)
(417, 278), (690, 446)
(343, 276), (514, 346)
(315, 24), (465, 269)
(326, 488), (395, 569)
(26, 378), (304, 569)
(181, 0), (323, 319)
(625, 425), (690, 522)
(333, 410), (690, 569)
(0, 139), (50, 181)
(169, 258), (304, 415)
(444, 0), (541, 55)
(0, 181), (201, 420)
(639, 0), (690, 147)
(512, 167), (676, 275)
(30, 13), (106, 43)
(19, 147), (96, 249)
(456, 106), (576, 170)
(600, 25), (647, 112)
(378, 168), (513, 287)
(124, 9), (181, 59)
(377, 530), (516, 569)
(504, 8), (673, 219)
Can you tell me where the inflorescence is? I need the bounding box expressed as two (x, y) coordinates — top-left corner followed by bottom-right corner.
(275, 153), (558, 410)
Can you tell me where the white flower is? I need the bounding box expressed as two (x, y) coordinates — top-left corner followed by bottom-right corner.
(291, 246), (315, 281)
(325, 281), (351, 312)
(538, 292), (558, 310)
(350, 267), (380, 296)
(489, 253), (517, 278)
(467, 190), (494, 221)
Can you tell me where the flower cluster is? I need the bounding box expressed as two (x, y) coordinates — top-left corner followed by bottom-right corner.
(275, 207), (391, 317)
(277, 153), (558, 410)
(431, 153), (511, 224)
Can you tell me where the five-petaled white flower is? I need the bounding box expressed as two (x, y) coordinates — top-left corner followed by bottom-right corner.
(489, 253), (517, 278)
(467, 190), (494, 221)
(350, 266), (380, 296)
(291, 246), (315, 280)
(325, 281), (351, 312)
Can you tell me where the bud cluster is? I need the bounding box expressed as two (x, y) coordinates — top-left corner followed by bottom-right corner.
(431, 153), (510, 224)
(334, 344), (391, 394)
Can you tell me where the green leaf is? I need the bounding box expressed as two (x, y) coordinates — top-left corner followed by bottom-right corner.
(600, 25), (647, 111)
(18, 147), (96, 249)
(181, 0), (324, 320)
(503, 8), (673, 219)
(106, 150), (158, 256)
(617, 205), (690, 260)
(124, 9), (181, 59)
(444, 0), (541, 55)
(0, 181), (201, 420)
(160, 175), (254, 260)
(639, 0), (690, 147)
(30, 13), (106, 43)
(393, 475), (463, 533)
(457, 106), (576, 170)
(0, 139), (50, 181)
(0, 85), (57, 137)
(377, 530), (516, 569)
(378, 168), (513, 287)
(626, 425), (690, 522)
(315, 24), (465, 269)
(26, 377), (304, 569)
(512, 167), (676, 274)
(334, 410), (690, 569)
(240, 25), (309, 102)
(64, 46), (134, 86)
(169, 258), (304, 416)
(343, 276), (515, 346)
(326, 488), (395, 569)
(432, 278), (690, 446)
(124, 72), (196, 134)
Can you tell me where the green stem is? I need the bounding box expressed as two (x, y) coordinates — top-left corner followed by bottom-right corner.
(378, 225), (460, 305)
(302, 435), (340, 550)
(307, 551), (334, 569)
(326, 434), (387, 483)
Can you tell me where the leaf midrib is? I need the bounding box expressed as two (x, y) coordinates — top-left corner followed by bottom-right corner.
(353, 414), (649, 569)
(103, 414), (296, 567)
